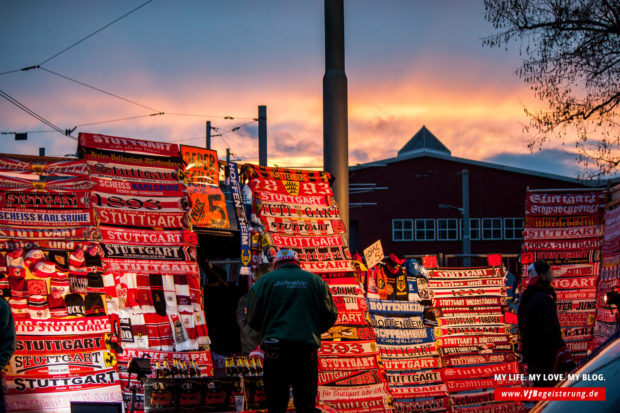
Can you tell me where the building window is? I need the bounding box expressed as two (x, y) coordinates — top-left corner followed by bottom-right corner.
(437, 218), (458, 241)
(392, 219), (413, 241)
(460, 218), (480, 240)
(415, 219), (435, 241)
(504, 217), (524, 240)
(482, 218), (503, 240)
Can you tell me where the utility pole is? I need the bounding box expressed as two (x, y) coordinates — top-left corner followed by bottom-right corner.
(258, 105), (267, 166)
(323, 0), (349, 240)
(206, 121), (211, 149)
(462, 169), (471, 267)
(39, 147), (45, 157)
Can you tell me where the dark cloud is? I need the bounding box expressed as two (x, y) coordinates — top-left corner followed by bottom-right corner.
(350, 149), (370, 163)
(485, 149), (583, 178)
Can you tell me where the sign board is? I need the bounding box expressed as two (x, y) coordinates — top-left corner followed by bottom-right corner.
(363, 240), (384, 269)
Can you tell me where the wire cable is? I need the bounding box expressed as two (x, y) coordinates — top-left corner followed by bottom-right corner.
(39, 0), (154, 66)
(74, 112), (164, 127)
(0, 89), (77, 140)
(166, 112), (257, 120)
(40, 67), (160, 112)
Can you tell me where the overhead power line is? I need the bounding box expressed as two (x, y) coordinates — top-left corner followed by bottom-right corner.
(0, 89), (76, 140)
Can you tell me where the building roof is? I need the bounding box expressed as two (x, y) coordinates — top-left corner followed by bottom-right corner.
(352, 127), (609, 187)
(397, 125), (451, 157)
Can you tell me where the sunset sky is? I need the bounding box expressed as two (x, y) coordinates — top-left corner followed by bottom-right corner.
(0, 0), (597, 177)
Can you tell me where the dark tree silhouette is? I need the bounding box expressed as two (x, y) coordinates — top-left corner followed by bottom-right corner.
(483, 0), (620, 178)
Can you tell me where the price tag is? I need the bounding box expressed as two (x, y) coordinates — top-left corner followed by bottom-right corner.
(363, 240), (384, 269)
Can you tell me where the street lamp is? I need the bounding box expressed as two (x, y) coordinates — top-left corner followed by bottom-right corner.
(438, 169), (470, 267)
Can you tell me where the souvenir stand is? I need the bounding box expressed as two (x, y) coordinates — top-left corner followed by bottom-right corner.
(0, 156), (122, 412)
(362, 255), (448, 412)
(593, 183), (620, 348)
(521, 189), (607, 362)
(241, 164), (394, 412)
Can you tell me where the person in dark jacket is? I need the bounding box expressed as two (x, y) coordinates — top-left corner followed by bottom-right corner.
(0, 297), (16, 413)
(246, 249), (338, 413)
(518, 260), (574, 386)
(236, 262), (272, 354)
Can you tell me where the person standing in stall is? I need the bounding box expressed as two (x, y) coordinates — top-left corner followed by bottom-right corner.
(0, 297), (16, 413)
(518, 260), (574, 386)
(246, 249), (338, 413)
(236, 263), (272, 355)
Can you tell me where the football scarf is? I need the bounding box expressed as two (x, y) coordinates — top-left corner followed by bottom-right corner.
(526, 204), (602, 215)
(438, 344), (515, 356)
(367, 298), (425, 315)
(332, 295), (368, 313)
(287, 246), (352, 262)
(301, 260), (355, 273)
(101, 243), (195, 261)
(9, 349), (113, 376)
(15, 334), (106, 354)
(523, 238), (601, 250)
(255, 191), (332, 206)
(320, 396), (392, 411)
(81, 146), (181, 169)
(6, 368), (119, 393)
(0, 158), (89, 175)
(595, 308), (618, 324)
(455, 402), (526, 413)
(319, 340), (379, 357)
(556, 299), (596, 313)
(382, 356), (440, 371)
(92, 192), (188, 212)
(522, 226), (602, 240)
(432, 297), (506, 307)
(321, 326), (375, 341)
(427, 278), (505, 289)
(389, 383), (448, 398)
(0, 190), (89, 209)
(551, 275), (598, 289)
(0, 225), (97, 240)
(89, 161), (179, 181)
(250, 177), (334, 197)
(318, 355), (379, 371)
(557, 311), (596, 326)
(441, 361), (519, 380)
(565, 340), (590, 353)
(99, 226), (195, 245)
(0, 208), (92, 226)
(387, 369), (442, 385)
(330, 284), (364, 296)
(104, 258), (199, 274)
(268, 233), (344, 248)
(525, 214), (601, 228)
(534, 249), (601, 264)
(378, 342), (438, 359)
(526, 190), (606, 206)
(427, 267), (502, 279)
(78, 132), (180, 157)
(335, 310), (370, 326)
(2, 172), (97, 191)
(228, 161), (251, 275)
(550, 263), (600, 277)
(180, 145), (219, 186)
(441, 352), (517, 367)
(562, 326), (594, 341)
(426, 306), (504, 317)
(435, 325), (509, 337)
(429, 286), (507, 298)
(241, 163), (331, 182)
(436, 335), (513, 348)
(393, 396), (450, 412)
(370, 314), (425, 330)
(445, 377), (520, 393)
(436, 314), (504, 326)
(318, 383), (390, 401)
(258, 202), (340, 221)
(15, 316), (111, 335)
(450, 390), (496, 407)
(91, 176), (185, 197)
(373, 327), (435, 345)
(318, 369), (385, 386)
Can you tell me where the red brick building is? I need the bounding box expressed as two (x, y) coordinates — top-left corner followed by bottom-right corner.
(348, 126), (598, 271)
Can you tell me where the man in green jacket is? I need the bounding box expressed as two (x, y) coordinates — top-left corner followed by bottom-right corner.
(0, 297), (16, 413)
(246, 249), (338, 413)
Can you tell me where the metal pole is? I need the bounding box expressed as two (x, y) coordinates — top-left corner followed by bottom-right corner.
(258, 105), (267, 166)
(226, 148), (230, 164)
(39, 147), (45, 157)
(462, 169), (471, 267)
(206, 121), (211, 149)
(323, 0), (349, 240)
